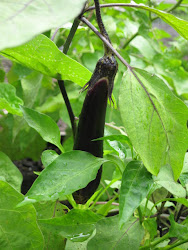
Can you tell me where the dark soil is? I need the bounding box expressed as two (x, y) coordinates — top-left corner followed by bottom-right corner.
(14, 158), (43, 194)
(14, 141), (62, 195)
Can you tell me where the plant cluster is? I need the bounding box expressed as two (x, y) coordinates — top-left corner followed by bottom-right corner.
(0, 0), (188, 249)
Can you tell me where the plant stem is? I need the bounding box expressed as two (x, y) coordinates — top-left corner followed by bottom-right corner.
(137, 206), (143, 224)
(95, 201), (119, 206)
(85, 0), (183, 48)
(58, 18), (80, 139)
(58, 80), (77, 139)
(52, 200), (58, 217)
(94, 0), (111, 54)
(105, 122), (127, 135)
(122, 31), (138, 50)
(140, 233), (169, 249)
(66, 194), (77, 208)
(85, 1), (183, 13)
(51, 28), (59, 41)
(164, 238), (188, 249)
(166, 0), (183, 13)
(89, 178), (121, 209)
(80, 16), (131, 69)
(63, 18), (80, 54)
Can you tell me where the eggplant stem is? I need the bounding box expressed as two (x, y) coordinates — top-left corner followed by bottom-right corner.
(57, 18), (81, 140)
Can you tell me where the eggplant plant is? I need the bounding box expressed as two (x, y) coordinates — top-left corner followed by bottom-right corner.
(0, 0), (188, 249)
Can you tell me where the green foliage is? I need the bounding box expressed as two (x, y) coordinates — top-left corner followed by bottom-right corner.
(20, 151), (107, 205)
(0, 181), (44, 249)
(1, 35), (92, 86)
(0, 0), (188, 249)
(0, 82), (23, 115)
(38, 209), (102, 242)
(87, 215), (144, 250)
(119, 161), (153, 227)
(136, 4), (188, 40)
(119, 69), (188, 180)
(41, 150), (59, 167)
(0, 0), (86, 50)
(0, 151), (22, 191)
(21, 106), (64, 152)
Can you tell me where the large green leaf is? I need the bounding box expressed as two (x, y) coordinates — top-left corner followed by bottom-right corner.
(21, 106), (64, 153)
(119, 161), (153, 228)
(38, 209), (102, 242)
(119, 68), (188, 180)
(138, 4), (188, 41)
(0, 151), (22, 191)
(0, 82), (23, 115)
(87, 215), (144, 250)
(1, 35), (91, 86)
(20, 151), (107, 205)
(0, 181), (44, 249)
(0, 114), (46, 161)
(0, 0), (86, 50)
(123, 3), (188, 40)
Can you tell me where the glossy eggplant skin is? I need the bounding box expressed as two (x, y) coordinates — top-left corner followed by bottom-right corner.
(73, 78), (109, 204)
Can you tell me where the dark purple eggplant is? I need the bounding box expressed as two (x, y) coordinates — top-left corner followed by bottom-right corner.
(73, 40), (118, 204)
(73, 78), (108, 203)
(73, 0), (118, 204)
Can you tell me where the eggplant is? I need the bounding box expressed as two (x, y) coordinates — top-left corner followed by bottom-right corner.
(73, 0), (118, 203)
(73, 78), (109, 203)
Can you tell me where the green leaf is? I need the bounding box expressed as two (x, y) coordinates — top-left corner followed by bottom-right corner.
(119, 69), (188, 180)
(134, 4), (188, 41)
(87, 215), (144, 250)
(0, 151), (22, 191)
(19, 151), (107, 204)
(154, 165), (186, 198)
(169, 214), (188, 240)
(153, 54), (188, 96)
(119, 161), (153, 227)
(0, 82), (23, 115)
(38, 209), (102, 242)
(34, 201), (66, 249)
(0, 115), (46, 161)
(1, 35), (92, 86)
(21, 71), (43, 108)
(0, 0), (86, 50)
(0, 181), (44, 249)
(131, 36), (156, 59)
(179, 153), (188, 186)
(41, 150), (59, 168)
(143, 218), (158, 241)
(34, 201), (65, 220)
(21, 106), (64, 152)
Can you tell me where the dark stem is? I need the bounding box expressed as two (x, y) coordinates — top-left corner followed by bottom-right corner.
(94, 0), (111, 54)
(80, 16), (130, 68)
(85, 1), (183, 13)
(63, 18), (80, 54)
(85, 0), (183, 48)
(58, 18), (80, 139)
(58, 80), (77, 138)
